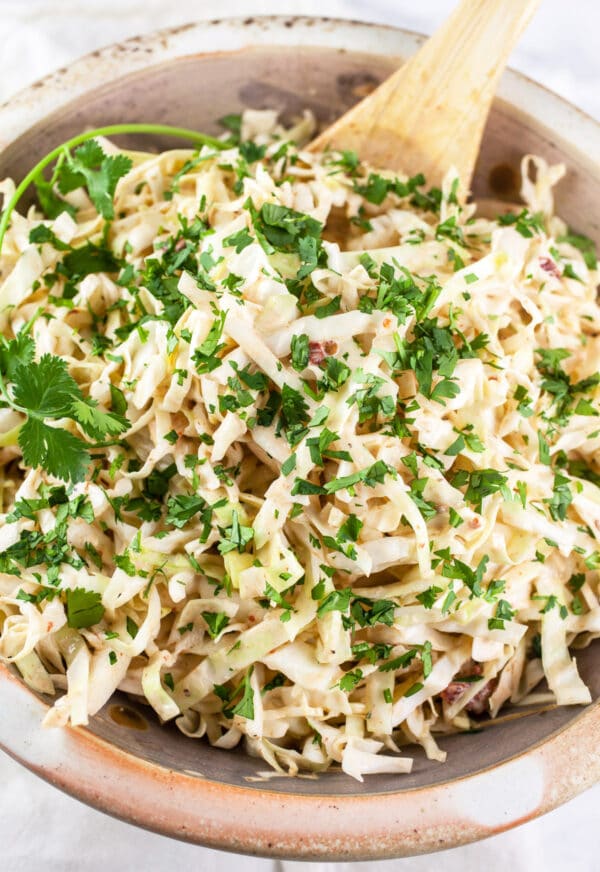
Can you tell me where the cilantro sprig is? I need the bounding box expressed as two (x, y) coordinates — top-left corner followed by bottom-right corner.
(535, 347), (599, 424)
(0, 333), (128, 483)
(52, 139), (133, 220)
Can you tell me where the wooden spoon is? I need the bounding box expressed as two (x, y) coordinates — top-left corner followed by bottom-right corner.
(309, 0), (541, 194)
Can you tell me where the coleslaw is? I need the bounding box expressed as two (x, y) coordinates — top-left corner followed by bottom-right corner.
(0, 109), (598, 780)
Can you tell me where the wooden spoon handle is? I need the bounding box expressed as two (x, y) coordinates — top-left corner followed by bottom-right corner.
(309, 0), (541, 192)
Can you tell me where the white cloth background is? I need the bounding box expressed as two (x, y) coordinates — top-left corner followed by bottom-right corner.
(0, 1), (599, 870)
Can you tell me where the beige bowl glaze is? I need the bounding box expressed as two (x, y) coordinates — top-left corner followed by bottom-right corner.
(0, 16), (599, 861)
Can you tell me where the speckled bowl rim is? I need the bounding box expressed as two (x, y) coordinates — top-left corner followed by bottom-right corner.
(0, 15), (599, 861)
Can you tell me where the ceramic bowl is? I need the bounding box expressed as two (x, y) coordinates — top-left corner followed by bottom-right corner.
(0, 15), (599, 861)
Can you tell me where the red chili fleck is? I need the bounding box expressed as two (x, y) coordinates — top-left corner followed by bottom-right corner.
(441, 660), (495, 717)
(309, 342), (327, 365)
(465, 679), (496, 716)
(539, 256), (561, 278)
(441, 682), (468, 706)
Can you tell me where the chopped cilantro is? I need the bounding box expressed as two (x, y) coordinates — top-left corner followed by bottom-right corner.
(194, 312), (227, 374)
(497, 209), (545, 238)
(337, 669), (363, 692)
(202, 611), (230, 639)
(463, 469), (510, 512)
(557, 231), (597, 270)
(217, 511), (254, 554)
(216, 666), (255, 720)
(290, 334), (309, 371)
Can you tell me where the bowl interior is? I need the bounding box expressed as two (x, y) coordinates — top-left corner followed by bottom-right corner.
(1, 38), (599, 797)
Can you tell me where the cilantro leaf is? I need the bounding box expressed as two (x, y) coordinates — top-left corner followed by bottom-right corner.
(114, 552), (136, 577)
(219, 113), (242, 140)
(66, 587), (105, 629)
(34, 177), (76, 220)
(143, 463), (177, 499)
(337, 669), (363, 692)
(333, 150), (360, 174)
(281, 453), (297, 476)
(6, 350), (121, 481)
(0, 332), (35, 382)
(218, 510), (254, 554)
(488, 598), (515, 630)
(218, 666), (255, 719)
(166, 494), (208, 528)
(70, 398), (129, 440)
(223, 228), (253, 253)
(290, 334), (310, 371)
(538, 431), (551, 465)
(354, 173), (390, 204)
(318, 357), (351, 393)
(29, 224), (70, 250)
(441, 553), (489, 598)
(280, 384), (310, 429)
(314, 295), (341, 319)
(297, 235), (325, 279)
(194, 312), (227, 374)
(535, 346), (599, 424)
(497, 209), (545, 238)
(202, 611), (230, 639)
(351, 641), (393, 664)
(57, 141), (133, 220)
(259, 203), (322, 250)
(291, 477), (326, 496)
(436, 216), (465, 246)
(339, 513), (363, 543)
(557, 231), (598, 270)
(545, 473), (573, 522)
(350, 596), (396, 628)
(316, 588), (352, 617)
(353, 172), (426, 205)
(463, 469), (510, 512)
(19, 418), (90, 484)
(421, 640), (433, 678)
(430, 377), (460, 405)
(239, 141), (266, 163)
(379, 649), (419, 672)
(61, 243), (121, 279)
(109, 384), (128, 416)
(12, 354), (81, 418)
(231, 363), (269, 392)
(59, 140), (105, 187)
(408, 477), (437, 520)
(416, 586), (443, 609)
(585, 552), (600, 571)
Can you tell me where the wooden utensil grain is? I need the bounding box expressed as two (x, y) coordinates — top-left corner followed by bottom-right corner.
(309, 0), (542, 194)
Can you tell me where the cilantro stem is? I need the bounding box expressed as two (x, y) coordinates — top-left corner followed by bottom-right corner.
(0, 368), (27, 416)
(0, 369), (15, 410)
(0, 123), (228, 253)
(87, 439), (126, 449)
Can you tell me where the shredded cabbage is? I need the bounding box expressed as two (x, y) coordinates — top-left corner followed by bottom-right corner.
(0, 110), (599, 781)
